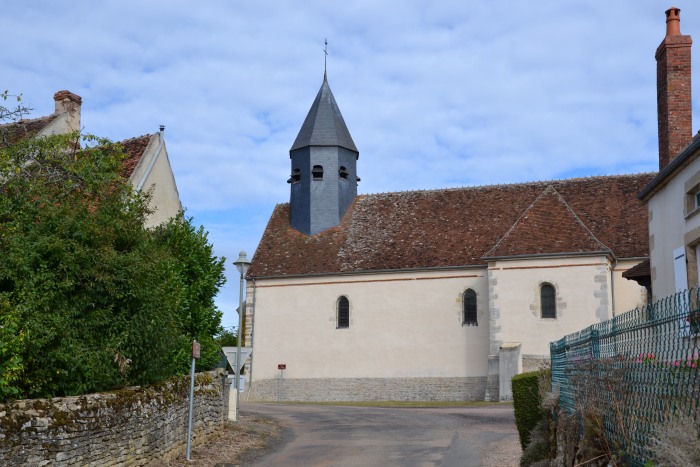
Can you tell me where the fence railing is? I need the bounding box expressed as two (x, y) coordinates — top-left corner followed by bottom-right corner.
(550, 288), (700, 465)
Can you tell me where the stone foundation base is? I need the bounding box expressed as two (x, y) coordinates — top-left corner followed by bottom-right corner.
(247, 377), (488, 402)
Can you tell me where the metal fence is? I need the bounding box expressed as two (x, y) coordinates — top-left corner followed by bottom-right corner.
(550, 288), (700, 465)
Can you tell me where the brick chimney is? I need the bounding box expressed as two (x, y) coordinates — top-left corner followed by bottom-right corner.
(53, 90), (82, 132)
(656, 7), (693, 170)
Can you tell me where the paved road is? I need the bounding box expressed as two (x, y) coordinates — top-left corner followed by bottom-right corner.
(242, 403), (521, 467)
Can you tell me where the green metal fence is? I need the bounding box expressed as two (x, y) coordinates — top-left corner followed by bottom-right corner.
(550, 288), (700, 465)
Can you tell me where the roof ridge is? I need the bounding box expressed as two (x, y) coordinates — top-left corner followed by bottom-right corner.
(547, 186), (611, 253)
(359, 172), (658, 199)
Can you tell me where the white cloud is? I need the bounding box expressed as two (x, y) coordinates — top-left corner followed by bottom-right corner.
(4, 0), (699, 328)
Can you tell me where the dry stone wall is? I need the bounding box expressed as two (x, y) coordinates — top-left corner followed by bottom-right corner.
(0, 371), (225, 466)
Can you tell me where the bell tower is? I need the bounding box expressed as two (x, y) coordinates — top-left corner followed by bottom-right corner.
(288, 73), (359, 236)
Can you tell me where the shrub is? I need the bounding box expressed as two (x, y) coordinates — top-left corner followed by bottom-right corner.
(512, 370), (543, 450)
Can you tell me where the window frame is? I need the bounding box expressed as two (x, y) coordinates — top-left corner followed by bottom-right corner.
(540, 283), (557, 319)
(312, 165), (324, 180)
(337, 295), (349, 329)
(462, 289), (478, 326)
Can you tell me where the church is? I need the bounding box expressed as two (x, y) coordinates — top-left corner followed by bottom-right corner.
(241, 68), (652, 402)
(238, 9), (700, 400)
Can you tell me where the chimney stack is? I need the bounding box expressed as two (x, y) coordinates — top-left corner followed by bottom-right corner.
(53, 90), (82, 133)
(656, 7), (693, 170)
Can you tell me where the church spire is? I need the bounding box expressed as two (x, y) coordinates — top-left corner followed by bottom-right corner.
(288, 72), (360, 236)
(290, 75), (358, 153)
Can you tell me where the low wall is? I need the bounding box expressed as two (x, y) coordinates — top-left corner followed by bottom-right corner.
(248, 376), (488, 402)
(0, 371), (225, 466)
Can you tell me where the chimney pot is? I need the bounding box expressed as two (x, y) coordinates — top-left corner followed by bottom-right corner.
(666, 7), (682, 36)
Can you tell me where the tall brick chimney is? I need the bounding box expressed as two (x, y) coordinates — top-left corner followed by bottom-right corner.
(656, 7), (693, 170)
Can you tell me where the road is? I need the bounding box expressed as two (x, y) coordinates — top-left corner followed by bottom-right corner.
(242, 403), (521, 467)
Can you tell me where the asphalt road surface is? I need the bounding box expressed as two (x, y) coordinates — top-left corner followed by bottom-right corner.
(242, 402), (521, 467)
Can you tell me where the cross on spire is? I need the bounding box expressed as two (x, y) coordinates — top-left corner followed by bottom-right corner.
(324, 38), (328, 75)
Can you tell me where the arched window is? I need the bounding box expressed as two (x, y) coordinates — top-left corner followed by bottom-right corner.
(337, 296), (349, 328)
(463, 289), (477, 325)
(287, 168), (301, 184)
(339, 166), (349, 179)
(541, 283), (556, 319)
(312, 165), (324, 180)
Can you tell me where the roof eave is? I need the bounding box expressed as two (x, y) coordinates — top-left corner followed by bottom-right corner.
(638, 136), (700, 202)
(248, 263), (488, 280)
(482, 250), (615, 262)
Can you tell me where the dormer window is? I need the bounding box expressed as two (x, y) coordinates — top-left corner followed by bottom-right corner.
(287, 168), (301, 184)
(312, 165), (323, 180)
(339, 166), (349, 179)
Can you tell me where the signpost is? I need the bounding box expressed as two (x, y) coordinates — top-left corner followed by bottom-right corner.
(186, 340), (200, 461)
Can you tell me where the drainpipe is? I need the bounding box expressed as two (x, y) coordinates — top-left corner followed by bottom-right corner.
(610, 256), (617, 317)
(246, 278), (257, 401)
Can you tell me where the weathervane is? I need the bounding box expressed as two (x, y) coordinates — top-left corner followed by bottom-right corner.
(324, 38), (328, 74)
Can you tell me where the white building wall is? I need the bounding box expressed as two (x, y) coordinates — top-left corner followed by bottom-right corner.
(648, 155), (700, 300)
(614, 259), (650, 313)
(251, 268), (489, 381)
(488, 255), (617, 357)
(128, 134), (182, 227)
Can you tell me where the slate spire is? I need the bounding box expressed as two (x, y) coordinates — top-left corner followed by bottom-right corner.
(290, 74), (358, 153)
(289, 74), (359, 236)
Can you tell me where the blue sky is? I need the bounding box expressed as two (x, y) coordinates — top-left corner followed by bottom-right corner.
(3, 1), (700, 330)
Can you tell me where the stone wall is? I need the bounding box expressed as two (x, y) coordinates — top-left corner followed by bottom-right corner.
(0, 371), (225, 466)
(248, 376), (487, 402)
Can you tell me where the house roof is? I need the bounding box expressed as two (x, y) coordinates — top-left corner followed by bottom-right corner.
(0, 114), (59, 147)
(119, 134), (154, 178)
(249, 173), (655, 278)
(290, 74), (358, 154)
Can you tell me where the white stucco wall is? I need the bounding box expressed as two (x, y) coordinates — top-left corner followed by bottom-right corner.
(647, 154), (700, 300)
(128, 134), (182, 227)
(614, 259), (649, 313)
(488, 255), (625, 357)
(249, 268), (490, 382)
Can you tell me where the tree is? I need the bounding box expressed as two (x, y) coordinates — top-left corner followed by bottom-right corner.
(0, 99), (226, 401)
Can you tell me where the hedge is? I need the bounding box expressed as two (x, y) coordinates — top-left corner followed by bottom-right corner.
(512, 370), (542, 450)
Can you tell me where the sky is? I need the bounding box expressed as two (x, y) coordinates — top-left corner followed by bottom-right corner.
(4, 1), (700, 330)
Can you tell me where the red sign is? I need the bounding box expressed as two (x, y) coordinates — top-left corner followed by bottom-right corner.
(278, 364), (286, 370)
(192, 341), (201, 359)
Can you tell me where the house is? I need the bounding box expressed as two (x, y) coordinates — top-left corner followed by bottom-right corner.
(0, 90), (182, 227)
(243, 58), (654, 402)
(637, 7), (700, 302)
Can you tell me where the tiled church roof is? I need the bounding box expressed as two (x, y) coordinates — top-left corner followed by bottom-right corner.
(483, 185), (611, 259)
(249, 173), (654, 277)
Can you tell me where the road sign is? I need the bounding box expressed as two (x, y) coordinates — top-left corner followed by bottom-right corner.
(278, 364), (286, 370)
(221, 347), (252, 372)
(192, 341), (201, 359)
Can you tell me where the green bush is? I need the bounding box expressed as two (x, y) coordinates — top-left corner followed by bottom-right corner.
(512, 370), (543, 450)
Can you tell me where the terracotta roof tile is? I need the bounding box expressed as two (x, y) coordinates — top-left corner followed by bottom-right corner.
(0, 114), (59, 147)
(483, 185), (610, 258)
(119, 134), (153, 178)
(249, 173), (654, 277)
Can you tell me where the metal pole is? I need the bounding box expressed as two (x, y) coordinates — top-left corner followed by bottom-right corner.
(186, 341), (197, 460)
(235, 269), (244, 421)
